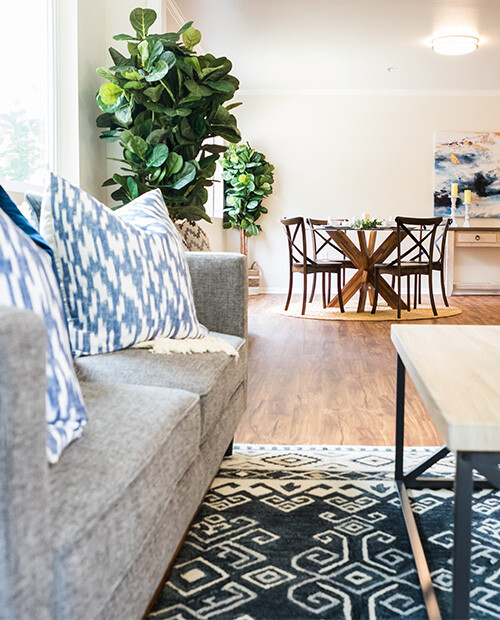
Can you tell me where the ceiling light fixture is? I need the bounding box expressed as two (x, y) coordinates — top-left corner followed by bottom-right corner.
(432, 35), (479, 56)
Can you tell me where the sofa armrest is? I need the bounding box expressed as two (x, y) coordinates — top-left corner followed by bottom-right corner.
(0, 307), (51, 620)
(186, 252), (248, 339)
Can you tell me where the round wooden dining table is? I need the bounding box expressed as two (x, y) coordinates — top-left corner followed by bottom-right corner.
(320, 225), (408, 313)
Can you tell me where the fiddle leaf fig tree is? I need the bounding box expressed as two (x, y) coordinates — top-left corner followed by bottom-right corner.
(96, 7), (241, 221)
(221, 142), (274, 253)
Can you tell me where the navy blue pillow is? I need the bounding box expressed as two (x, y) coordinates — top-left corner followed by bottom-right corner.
(0, 184), (53, 257)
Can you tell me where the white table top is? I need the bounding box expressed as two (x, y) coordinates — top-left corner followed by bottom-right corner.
(391, 325), (500, 452)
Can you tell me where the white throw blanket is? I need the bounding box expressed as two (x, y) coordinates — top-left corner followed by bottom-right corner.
(133, 335), (239, 357)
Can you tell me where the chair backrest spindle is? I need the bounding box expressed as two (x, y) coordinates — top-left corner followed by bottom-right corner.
(306, 218), (346, 261)
(280, 217), (309, 269)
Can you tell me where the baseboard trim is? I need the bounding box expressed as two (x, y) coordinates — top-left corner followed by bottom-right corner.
(452, 283), (500, 295)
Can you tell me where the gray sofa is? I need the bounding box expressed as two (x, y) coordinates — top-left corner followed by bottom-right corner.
(0, 252), (248, 620)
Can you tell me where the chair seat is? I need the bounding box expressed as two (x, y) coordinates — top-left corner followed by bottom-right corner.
(292, 261), (344, 273)
(316, 259), (355, 268)
(292, 260), (349, 274)
(375, 261), (433, 274)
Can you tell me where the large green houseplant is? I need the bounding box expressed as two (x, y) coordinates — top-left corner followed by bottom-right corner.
(221, 142), (274, 254)
(96, 7), (241, 222)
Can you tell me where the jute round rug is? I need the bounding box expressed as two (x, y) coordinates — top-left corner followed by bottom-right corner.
(279, 301), (462, 322)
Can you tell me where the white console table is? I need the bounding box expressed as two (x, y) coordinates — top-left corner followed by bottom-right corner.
(446, 227), (500, 295)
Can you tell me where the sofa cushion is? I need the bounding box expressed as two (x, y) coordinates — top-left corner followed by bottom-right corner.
(74, 332), (246, 442)
(0, 209), (88, 463)
(50, 380), (200, 619)
(40, 174), (207, 357)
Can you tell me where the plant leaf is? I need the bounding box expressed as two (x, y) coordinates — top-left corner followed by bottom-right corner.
(185, 80), (213, 97)
(122, 70), (144, 81)
(159, 50), (177, 68)
(130, 8), (157, 39)
(143, 84), (163, 102)
(168, 161), (197, 189)
(145, 60), (169, 82)
(123, 80), (144, 90)
(203, 144), (227, 154)
(147, 143), (169, 168)
(108, 47), (129, 67)
(128, 41), (139, 56)
(205, 80), (235, 93)
(99, 82), (123, 105)
(127, 176), (139, 199)
(96, 112), (116, 127)
(165, 152), (183, 176)
(115, 104), (133, 125)
(177, 21), (194, 36)
(146, 129), (169, 145)
(113, 34), (137, 41)
(147, 38), (164, 65)
(129, 136), (149, 160)
(96, 67), (117, 83)
(138, 40), (150, 66)
(182, 26), (201, 50)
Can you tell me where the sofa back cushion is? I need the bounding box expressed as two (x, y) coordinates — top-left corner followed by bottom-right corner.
(41, 174), (207, 357)
(0, 209), (88, 463)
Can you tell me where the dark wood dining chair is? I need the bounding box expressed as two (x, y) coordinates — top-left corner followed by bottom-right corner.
(306, 218), (354, 303)
(405, 219), (451, 310)
(281, 216), (345, 315)
(371, 216), (449, 318)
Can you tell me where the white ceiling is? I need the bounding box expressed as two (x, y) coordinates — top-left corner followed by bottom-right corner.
(175, 0), (500, 91)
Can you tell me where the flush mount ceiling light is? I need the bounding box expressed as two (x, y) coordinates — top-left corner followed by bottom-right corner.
(432, 35), (479, 56)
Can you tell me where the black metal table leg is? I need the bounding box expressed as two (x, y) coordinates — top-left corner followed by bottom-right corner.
(395, 354), (406, 481)
(224, 439), (234, 458)
(394, 354), (442, 619)
(393, 354), (499, 620)
(452, 452), (474, 620)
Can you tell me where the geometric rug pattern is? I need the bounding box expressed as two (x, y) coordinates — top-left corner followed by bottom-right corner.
(148, 445), (500, 619)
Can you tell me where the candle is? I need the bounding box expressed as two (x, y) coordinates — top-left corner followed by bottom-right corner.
(451, 183), (458, 197)
(362, 212), (370, 221)
(464, 190), (472, 204)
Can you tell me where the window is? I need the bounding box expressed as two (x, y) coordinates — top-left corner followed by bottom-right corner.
(0, 0), (53, 192)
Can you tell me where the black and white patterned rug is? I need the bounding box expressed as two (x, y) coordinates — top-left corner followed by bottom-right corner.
(149, 445), (500, 619)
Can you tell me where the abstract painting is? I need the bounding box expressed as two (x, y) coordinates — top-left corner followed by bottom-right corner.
(434, 131), (500, 217)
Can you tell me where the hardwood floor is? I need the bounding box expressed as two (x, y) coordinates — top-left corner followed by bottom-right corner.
(234, 294), (500, 446)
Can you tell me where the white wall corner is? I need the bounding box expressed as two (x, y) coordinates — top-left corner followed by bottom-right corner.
(164, 0), (186, 30)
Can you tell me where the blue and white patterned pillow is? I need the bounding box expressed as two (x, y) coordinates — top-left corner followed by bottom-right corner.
(41, 174), (207, 357)
(0, 209), (88, 464)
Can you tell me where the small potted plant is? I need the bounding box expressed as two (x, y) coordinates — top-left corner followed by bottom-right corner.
(220, 142), (274, 255)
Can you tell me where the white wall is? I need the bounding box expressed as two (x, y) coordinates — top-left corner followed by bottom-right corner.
(77, 0), (108, 201)
(226, 91), (500, 291)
